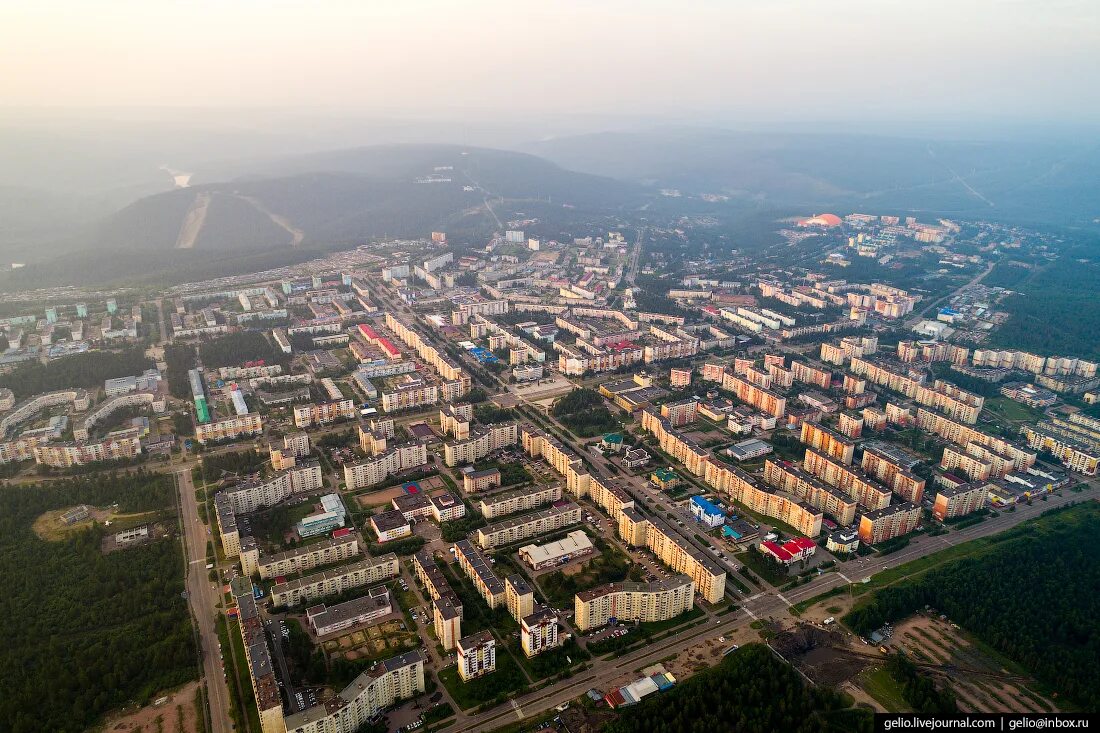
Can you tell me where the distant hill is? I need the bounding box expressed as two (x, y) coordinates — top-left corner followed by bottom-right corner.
(0, 145), (641, 291)
(522, 129), (1100, 226)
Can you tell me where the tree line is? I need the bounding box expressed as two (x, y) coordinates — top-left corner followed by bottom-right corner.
(0, 347), (152, 398)
(605, 643), (872, 733)
(845, 503), (1100, 711)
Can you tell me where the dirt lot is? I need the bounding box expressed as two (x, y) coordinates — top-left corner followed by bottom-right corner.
(95, 681), (202, 733)
(887, 615), (1060, 714)
(33, 505), (161, 542)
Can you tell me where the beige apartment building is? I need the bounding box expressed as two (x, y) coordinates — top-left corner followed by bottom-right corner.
(574, 576), (695, 631)
(270, 554), (399, 608)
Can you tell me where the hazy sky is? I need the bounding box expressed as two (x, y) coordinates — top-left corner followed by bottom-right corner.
(2, 0), (1099, 124)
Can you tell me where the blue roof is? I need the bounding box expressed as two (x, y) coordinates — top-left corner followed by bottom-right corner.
(722, 526), (742, 539)
(690, 495), (724, 516)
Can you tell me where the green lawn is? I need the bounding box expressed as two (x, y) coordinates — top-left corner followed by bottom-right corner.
(859, 665), (911, 712)
(983, 396), (1046, 425)
(437, 646), (528, 710)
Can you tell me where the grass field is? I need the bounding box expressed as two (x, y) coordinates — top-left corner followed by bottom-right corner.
(858, 666), (910, 712)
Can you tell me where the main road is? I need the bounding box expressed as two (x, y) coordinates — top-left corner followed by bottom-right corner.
(176, 467), (234, 733)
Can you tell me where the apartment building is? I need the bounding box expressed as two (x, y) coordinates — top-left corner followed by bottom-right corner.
(505, 574), (535, 621)
(705, 459), (824, 537)
(461, 467), (500, 492)
(932, 482), (987, 521)
(803, 448), (892, 510)
(224, 462), (324, 515)
(800, 421), (856, 464)
(790, 360), (832, 389)
(230, 579), (285, 733)
(195, 413), (264, 444)
(574, 576), (695, 631)
(384, 313), (471, 391)
(1023, 426), (1100, 475)
(858, 502), (921, 545)
(860, 443), (926, 503)
(343, 443), (429, 490)
(640, 409), (710, 476)
(660, 398), (699, 427)
(763, 459), (858, 525)
(283, 651), (425, 733)
(243, 534), (360, 580)
(940, 444), (993, 483)
(443, 421), (519, 466)
(439, 402), (474, 439)
(33, 428), (143, 468)
(454, 539), (506, 609)
(215, 493), (242, 557)
(293, 399), (356, 428)
(848, 358), (984, 423)
(720, 373), (787, 417)
(381, 378), (440, 412)
(270, 554), (400, 608)
(837, 411), (864, 439)
(478, 484), (561, 519)
(475, 502), (582, 549)
(641, 518), (726, 603)
(457, 631), (496, 681)
(521, 608), (561, 657)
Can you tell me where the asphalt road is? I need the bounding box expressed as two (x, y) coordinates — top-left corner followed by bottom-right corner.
(176, 467), (234, 733)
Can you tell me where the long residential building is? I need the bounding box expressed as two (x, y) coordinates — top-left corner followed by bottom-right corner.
(33, 427), (143, 468)
(283, 651), (425, 733)
(230, 579), (285, 733)
(857, 502), (921, 545)
(803, 448), (892, 510)
(848, 358), (984, 423)
(443, 421), (519, 466)
(940, 444), (993, 483)
(195, 412), (264, 444)
(384, 313), (471, 392)
(790, 360), (832, 389)
(762, 459), (859, 525)
(860, 443), (926, 503)
(916, 407), (1036, 471)
(720, 373), (787, 418)
(475, 502), (582, 549)
(241, 534), (361, 580)
(704, 459), (824, 537)
(640, 408), (710, 476)
(800, 421), (856, 464)
(343, 443), (429, 489)
(574, 576), (695, 632)
(1023, 412), (1100, 475)
(223, 462), (324, 515)
(270, 554), (400, 608)
(478, 484), (562, 519)
(294, 399), (356, 428)
(453, 539), (506, 609)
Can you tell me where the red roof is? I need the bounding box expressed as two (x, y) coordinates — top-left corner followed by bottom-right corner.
(332, 528), (352, 539)
(760, 540), (792, 561)
(786, 537), (816, 552)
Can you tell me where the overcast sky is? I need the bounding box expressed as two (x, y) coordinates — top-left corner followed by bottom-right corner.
(2, 0), (1098, 126)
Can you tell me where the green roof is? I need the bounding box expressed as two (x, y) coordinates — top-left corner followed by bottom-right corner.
(602, 433), (623, 444)
(652, 467), (678, 481)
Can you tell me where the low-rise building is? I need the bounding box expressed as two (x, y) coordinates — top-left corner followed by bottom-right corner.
(518, 529), (594, 570)
(306, 586), (393, 636)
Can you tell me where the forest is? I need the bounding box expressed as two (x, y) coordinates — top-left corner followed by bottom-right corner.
(0, 471), (195, 733)
(198, 330), (281, 370)
(605, 643), (872, 733)
(164, 343), (197, 398)
(552, 387), (620, 437)
(988, 234), (1100, 360)
(844, 503), (1100, 711)
(0, 347), (152, 397)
